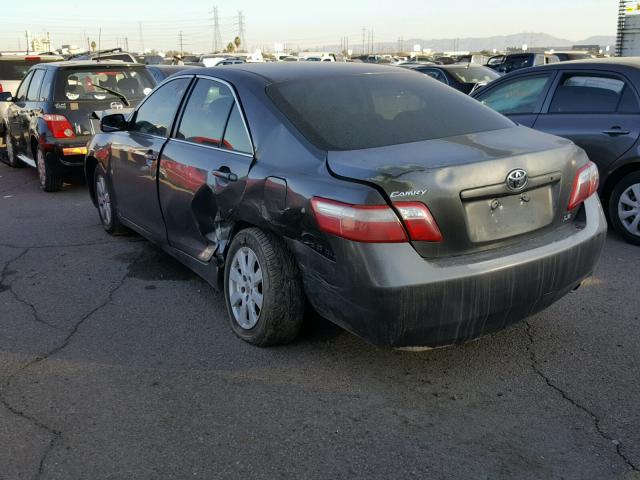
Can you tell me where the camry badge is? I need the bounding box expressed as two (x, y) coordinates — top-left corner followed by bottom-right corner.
(390, 189), (428, 198)
(506, 169), (528, 191)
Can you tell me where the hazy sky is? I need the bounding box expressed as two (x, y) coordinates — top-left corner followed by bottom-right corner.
(1, 0), (618, 52)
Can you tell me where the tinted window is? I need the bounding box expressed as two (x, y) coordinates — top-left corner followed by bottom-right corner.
(55, 68), (155, 102)
(549, 75), (625, 114)
(267, 71), (513, 151)
(479, 74), (551, 115)
(618, 85), (640, 113)
(417, 69), (447, 84)
(177, 79), (234, 147)
(502, 55), (533, 72)
(0, 59), (57, 80)
(39, 69), (55, 101)
(26, 69), (45, 101)
(223, 106), (252, 154)
(449, 66), (500, 84)
(15, 71), (33, 101)
(131, 78), (190, 137)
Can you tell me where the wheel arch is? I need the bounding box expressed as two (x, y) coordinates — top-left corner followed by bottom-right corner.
(602, 160), (640, 212)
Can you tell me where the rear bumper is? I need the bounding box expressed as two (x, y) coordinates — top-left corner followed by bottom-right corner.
(290, 195), (607, 348)
(46, 137), (91, 167)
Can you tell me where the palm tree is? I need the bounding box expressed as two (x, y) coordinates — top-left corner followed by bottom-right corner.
(234, 36), (241, 51)
(226, 42), (235, 53)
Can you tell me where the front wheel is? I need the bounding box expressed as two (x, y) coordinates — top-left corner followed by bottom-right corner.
(224, 228), (304, 346)
(609, 171), (640, 245)
(4, 130), (24, 168)
(94, 166), (126, 235)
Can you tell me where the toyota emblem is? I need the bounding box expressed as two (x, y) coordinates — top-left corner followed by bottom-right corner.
(506, 169), (528, 191)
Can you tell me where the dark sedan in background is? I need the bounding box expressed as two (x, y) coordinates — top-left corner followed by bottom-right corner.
(145, 64), (199, 84)
(473, 57), (640, 244)
(85, 63), (606, 348)
(402, 63), (500, 94)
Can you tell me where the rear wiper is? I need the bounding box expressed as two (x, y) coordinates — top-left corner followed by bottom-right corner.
(91, 84), (130, 107)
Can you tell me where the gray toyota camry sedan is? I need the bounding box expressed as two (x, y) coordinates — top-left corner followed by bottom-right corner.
(85, 63), (607, 348)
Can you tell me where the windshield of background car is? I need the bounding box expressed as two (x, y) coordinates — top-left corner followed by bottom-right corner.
(450, 66), (500, 84)
(503, 55), (532, 71)
(267, 71), (514, 151)
(54, 68), (155, 102)
(0, 59), (58, 80)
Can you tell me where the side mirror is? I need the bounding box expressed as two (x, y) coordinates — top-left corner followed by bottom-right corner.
(100, 113), (127, 133)
(0, 92), (13, 102)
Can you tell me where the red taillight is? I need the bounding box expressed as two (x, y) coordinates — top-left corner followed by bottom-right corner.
(310, 197), (443, 243)
(43, 114), (76, 139)
(25, 56), (41, 61)
(394, 202), (443, 242)
(0, 83), (3, 93)
(311, 197), (408, 243)
(568, 161), (599, 211)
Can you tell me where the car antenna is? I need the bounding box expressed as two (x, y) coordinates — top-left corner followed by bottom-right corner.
(97, 28), (101, 63)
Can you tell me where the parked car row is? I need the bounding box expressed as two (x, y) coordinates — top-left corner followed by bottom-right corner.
(0, 59), (609, 351)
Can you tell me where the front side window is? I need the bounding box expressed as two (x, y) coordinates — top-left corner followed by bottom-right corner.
(177, 79), (235, 147)
(549, 75), (626, 114)
(130, 78), (190, 137)
(15, 70), (33, 101)
(478, 74), (551, 115)
(26, 69), (45, 101)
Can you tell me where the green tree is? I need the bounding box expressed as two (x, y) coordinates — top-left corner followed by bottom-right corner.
(226, 42), (235, 53)
(234, 36), (241, 51)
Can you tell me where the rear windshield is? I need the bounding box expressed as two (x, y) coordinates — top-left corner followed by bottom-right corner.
(449, 66), (500, 84)
(54, 67), (154, 102)
(267, 71), (513, 151)
(0, 59), (58, 80)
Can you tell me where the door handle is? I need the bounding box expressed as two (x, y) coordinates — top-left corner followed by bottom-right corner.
(602, 127), (630, 136)
(212, 168), (238, 182)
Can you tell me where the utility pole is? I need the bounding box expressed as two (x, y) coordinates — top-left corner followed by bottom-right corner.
(212, 6), (222, 53)
(362, 27), (366, 55)
(179, 31), (184, 56)
(25, 30), (29, 54)
(139, 22), (145, 53)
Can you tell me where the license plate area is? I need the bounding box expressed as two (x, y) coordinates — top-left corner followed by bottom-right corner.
(463, 185), (555, 243)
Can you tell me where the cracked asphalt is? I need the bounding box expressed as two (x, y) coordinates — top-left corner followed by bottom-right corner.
(1, 161), (639, 480)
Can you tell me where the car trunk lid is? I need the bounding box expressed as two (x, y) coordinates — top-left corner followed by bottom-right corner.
(326, 126), (585, 258)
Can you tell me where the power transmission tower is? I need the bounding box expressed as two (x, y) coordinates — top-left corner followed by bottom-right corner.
(179, 31), (184, 56)
(362, 27), (366, 55)
(238, 11), (246, 51)
(212, 6), (222, 53)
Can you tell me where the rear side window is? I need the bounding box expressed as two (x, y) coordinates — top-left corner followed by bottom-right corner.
(478, 74), (551, 115)
(267, 71), (513, 151)
(131, 78), (190, 137)
(223, 107), (253, 154)
(39, 69), (55, 101)
(177, 79), (234, 147)
(26, 69), (45, 101)
(549, 75), (626, 114)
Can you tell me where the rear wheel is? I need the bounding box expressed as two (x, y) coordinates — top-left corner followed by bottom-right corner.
(4, 130), (24, 168)
(37, 149), (63, 192)
(609, 171), (640, 245)
(94, 166), (126, 235)
(224, 228), (304, 346)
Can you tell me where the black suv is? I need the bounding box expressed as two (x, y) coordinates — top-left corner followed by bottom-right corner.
(0, 60), (154, 191)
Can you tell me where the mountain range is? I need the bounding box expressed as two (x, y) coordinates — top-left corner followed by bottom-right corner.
(315, 32), (616, 54)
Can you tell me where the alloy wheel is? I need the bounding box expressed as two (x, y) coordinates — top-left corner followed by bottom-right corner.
(228, 246), (264, 329)
(618, 183), (640, 237)
(95, 174), (112, 227)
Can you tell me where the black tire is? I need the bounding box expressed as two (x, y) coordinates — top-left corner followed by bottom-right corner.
(93, 166), (126, 235)
(224, 228), (304, 346)
(609, 171), (640, 246)
(36, 148), (63, 192)
(4, 130), (24, 168)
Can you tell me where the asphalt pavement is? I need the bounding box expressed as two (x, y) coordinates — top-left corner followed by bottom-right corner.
(1, 161), (639, 480)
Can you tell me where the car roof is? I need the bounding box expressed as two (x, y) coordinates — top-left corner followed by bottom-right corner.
(192, 62), (400, 84)
(505, 57), (640, 75)
(38, 60), (144, 69)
